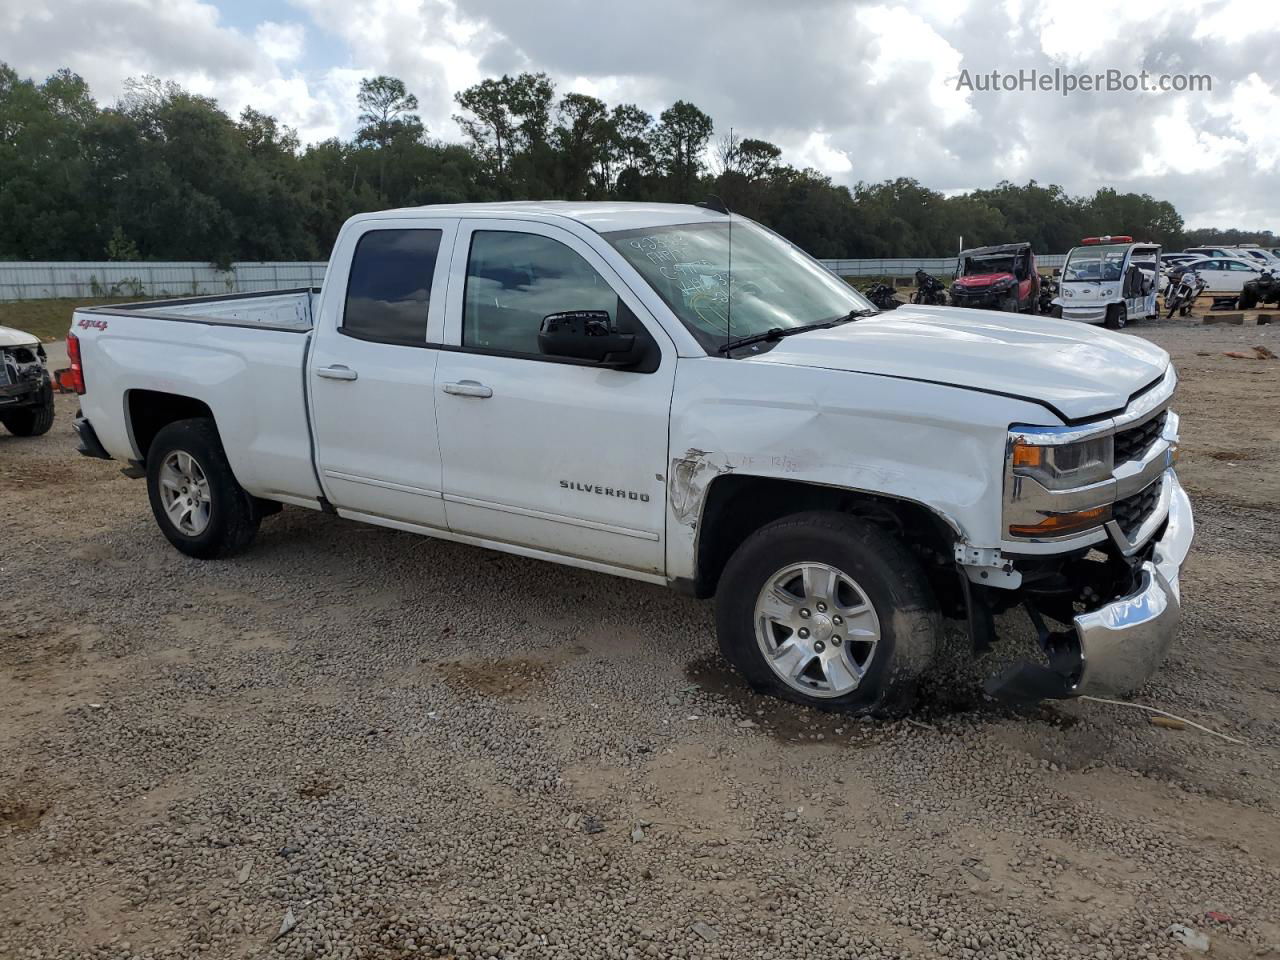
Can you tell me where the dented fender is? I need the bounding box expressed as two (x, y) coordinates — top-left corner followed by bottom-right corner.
(664, 357), (1054, 583)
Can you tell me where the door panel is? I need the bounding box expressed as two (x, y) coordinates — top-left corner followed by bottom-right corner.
(435, 220), (674, 574)
(309, 219), (458, 526)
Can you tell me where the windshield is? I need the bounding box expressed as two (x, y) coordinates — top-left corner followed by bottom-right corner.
(604, 219), (873, 353)
(1063, 243), (1128, 282)
(962, 254), (1017, 276)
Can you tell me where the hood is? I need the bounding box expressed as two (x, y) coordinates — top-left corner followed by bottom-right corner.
(746, 305), (1169, 423)
(954, 272), (1015, 287)
(0, 325), (41, 349)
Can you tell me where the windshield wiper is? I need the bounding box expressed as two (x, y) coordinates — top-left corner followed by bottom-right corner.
(716, 309), (876, 354)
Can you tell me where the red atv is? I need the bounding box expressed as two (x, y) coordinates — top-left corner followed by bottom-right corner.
(949, 242), (1039, 313)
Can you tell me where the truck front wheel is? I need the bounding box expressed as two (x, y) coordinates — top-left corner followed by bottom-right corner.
(714, 512), (941, 715)
(146, 418), (260, 559)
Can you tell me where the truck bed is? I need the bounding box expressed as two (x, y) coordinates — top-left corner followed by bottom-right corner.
(72, 288), (323, 508)
(81, 288), (317, 331)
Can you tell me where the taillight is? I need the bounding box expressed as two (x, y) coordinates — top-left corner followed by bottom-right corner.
(65, 332), (86, 395)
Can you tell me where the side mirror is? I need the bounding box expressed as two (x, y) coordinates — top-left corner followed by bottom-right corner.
(538, 310), (639, 367)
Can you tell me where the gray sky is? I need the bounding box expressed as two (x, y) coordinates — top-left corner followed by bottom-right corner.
(4, 0), (1277, 229)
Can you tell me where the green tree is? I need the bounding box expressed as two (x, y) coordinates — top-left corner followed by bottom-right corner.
(650, 100), (713, 199)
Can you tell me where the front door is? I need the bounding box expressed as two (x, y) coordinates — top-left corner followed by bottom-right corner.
(309, 219), (457, 527)
(434, 220), (675, 575)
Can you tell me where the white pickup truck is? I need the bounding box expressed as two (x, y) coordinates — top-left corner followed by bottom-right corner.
(69, 202), (1192, 714)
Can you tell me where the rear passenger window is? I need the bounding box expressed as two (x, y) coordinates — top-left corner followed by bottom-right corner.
(463, 230), (617, 356)
(342, 229), (442, 345)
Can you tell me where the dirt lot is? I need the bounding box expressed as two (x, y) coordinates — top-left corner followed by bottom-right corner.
(2, 314), (1278, 960)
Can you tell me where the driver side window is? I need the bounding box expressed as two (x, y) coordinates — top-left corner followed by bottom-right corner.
(463, 230), (617, 356)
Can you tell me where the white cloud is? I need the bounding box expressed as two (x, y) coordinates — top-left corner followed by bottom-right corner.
(792, 132), (853, 176)
(5, 0), (1280, 227)
(255, 21), (305, 64)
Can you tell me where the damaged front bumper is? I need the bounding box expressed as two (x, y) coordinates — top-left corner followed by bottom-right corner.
(1070, 474), (1192, 696)
(987, 473), (1193, 701)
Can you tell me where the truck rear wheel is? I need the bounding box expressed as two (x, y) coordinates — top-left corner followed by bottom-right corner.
(146, 418), (260, 559)
(714, 511), (941, 716)
(1, 382), (55, 436)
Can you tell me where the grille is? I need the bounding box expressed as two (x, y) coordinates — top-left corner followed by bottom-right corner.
(1114, 411), (1166, 464)
(1114, 477), (1163, 539)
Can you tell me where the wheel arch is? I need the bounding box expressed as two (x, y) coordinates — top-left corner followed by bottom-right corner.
(687, 473), (963, 608)
(125, 389), (216, 462)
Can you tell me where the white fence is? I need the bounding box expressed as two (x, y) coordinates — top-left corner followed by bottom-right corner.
(0, 261), (328, 301)
(0, 256), (1071, 301)
(823, 254), (1067, 278)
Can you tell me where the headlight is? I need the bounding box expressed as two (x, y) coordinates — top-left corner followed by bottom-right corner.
(1005, 431), (1116, 539)
(1064, 288), (1074, 298)
(1011, 435), (1113, 489)
(1101, 288), (1114, 298)
(993, 277), (1014, 290)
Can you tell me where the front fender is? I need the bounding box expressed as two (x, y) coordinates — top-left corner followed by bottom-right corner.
(665, 358), (1052, 582)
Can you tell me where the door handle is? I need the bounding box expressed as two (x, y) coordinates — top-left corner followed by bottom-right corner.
(442, 380), (493, 399)
(317, 364), (358, 381)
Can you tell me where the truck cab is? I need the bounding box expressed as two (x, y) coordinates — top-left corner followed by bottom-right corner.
(1054, 236), (1161, 329)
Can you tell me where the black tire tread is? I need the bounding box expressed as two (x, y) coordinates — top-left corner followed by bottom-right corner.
(714, 511), (940, 716)
(1, 383), (55, 436)
(146, 418), (259, 559)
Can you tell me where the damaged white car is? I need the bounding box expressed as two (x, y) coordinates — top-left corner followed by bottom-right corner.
(0, 324), (55, 436)
(67, 202), (1192, 714)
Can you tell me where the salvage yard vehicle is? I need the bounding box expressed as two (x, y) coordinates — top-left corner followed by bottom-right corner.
(68, 202), (1192, 713)
(0, 324), (55, 436)
(912, 269), (948, 306)
(1238, 270), (1280, 309)
(949, 242), (1039, 313)
(1167, 256), (1264, 294)
(1164, 270), (1207, 318)
(1053, 236), (1161, 329)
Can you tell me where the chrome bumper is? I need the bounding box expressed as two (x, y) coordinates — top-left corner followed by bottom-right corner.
(1071, 473), (1194, 696)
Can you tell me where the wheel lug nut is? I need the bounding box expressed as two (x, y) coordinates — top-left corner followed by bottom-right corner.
(832, 636), (843, 647)
(813, 640), (826, 653)
(833, 615), (843, 625)
(816, 602), (827, 612)
(797, 628), (810, 639)
(799, 608), (810, 619)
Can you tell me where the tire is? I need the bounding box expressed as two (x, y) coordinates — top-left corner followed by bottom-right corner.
(1104, 303), (1127, 329)
(999, 296), (1018, 313)
(146, 418), (260, 559)
(1240, 288), (1258, 310)
(714, 511), (941, 716)
(1049, 305), (1062, 319)
(0, 381), (55, 436)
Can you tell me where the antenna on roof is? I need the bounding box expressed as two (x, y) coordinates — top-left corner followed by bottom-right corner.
(699, 195), (730, 215)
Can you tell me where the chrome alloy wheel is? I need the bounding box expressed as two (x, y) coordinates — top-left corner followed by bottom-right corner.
(158, 450), (211, 536)
(753, 562), (881, 698)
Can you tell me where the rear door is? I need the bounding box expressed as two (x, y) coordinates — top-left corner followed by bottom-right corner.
(1222, 259), (1260, 291)
(1196, 260), (1230, 291)
(433, 219), (676, 575)
(308, 218), (458, 527)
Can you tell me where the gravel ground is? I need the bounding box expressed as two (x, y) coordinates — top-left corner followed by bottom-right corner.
(2, 315), (1278, 960)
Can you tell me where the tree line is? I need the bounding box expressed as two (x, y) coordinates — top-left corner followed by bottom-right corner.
(0, 63), (1270, 267)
